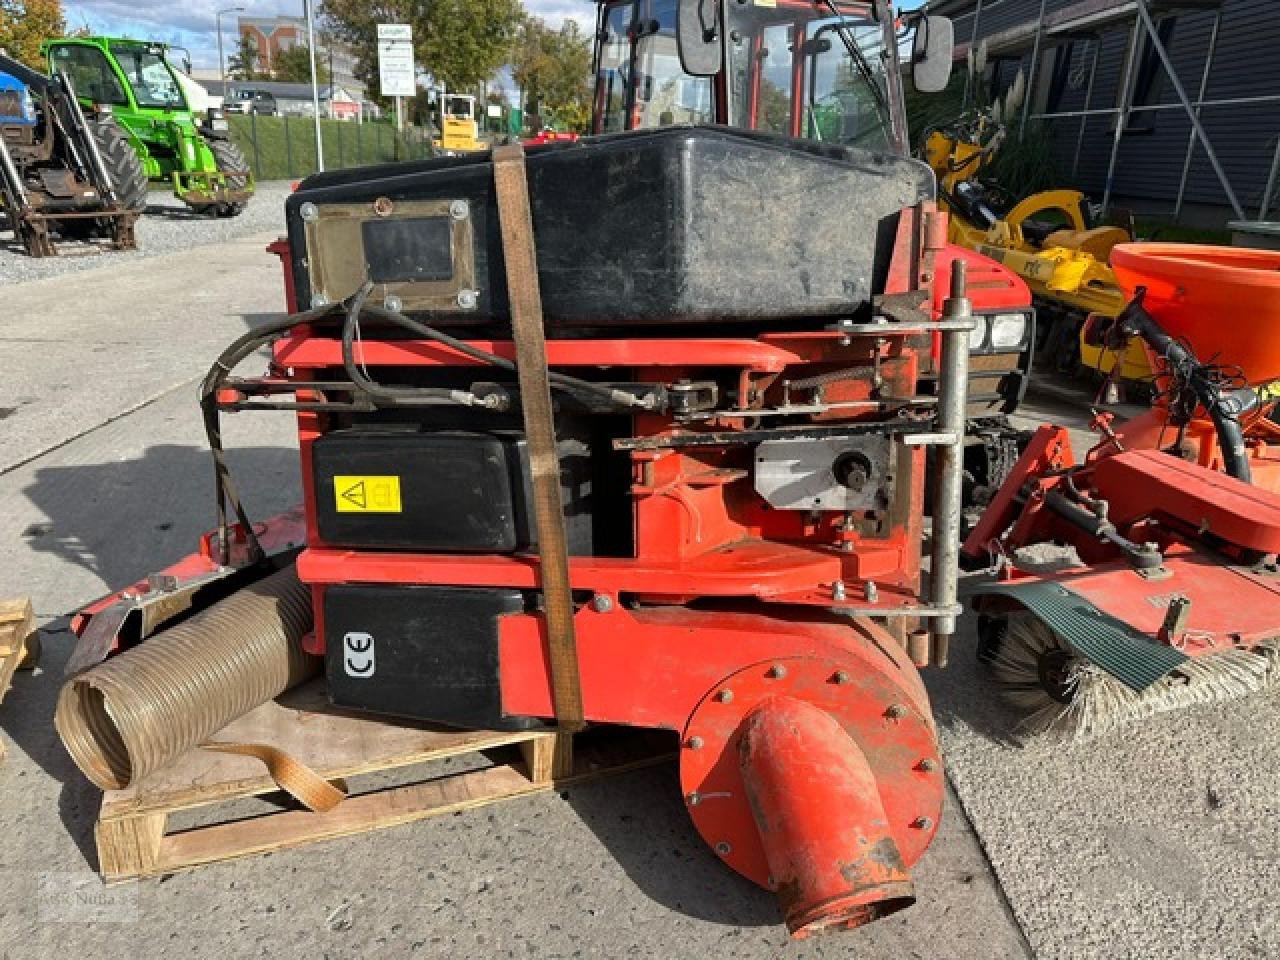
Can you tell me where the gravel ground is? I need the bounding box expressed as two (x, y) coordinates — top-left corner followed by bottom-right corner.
(0, 181), (292, 286)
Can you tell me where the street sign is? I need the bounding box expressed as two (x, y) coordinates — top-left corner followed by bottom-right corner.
(376, 24), (415, 98)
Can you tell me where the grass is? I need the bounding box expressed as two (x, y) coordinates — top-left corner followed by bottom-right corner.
(1134, 220), (1232, 245)
(227, 115), (434, 181)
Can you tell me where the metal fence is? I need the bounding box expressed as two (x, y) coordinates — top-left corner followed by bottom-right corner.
(227, 114), (434, 182)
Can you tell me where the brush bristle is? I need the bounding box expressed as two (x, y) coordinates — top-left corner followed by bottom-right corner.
(990, 615), (1278, 742)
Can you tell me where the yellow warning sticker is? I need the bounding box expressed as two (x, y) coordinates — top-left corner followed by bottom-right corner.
(334, 475), (402, 513)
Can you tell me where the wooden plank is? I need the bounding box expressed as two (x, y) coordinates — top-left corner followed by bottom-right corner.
(0, 598), (33, 711)
(95, 812), (165, 879)
(101, 682), (557, 818)
(520, 731), (574, 783)
(134, 764), (538, 880)
(97, 729), (672, 883)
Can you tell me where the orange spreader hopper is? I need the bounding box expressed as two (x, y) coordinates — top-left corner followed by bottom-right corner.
(1110, 243), (1280, 386)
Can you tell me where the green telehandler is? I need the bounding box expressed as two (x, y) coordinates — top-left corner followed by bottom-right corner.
(42, 37), (253, 217)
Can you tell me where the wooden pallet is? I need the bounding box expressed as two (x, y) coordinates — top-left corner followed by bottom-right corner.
(0, 598), (36, 764)
(95, 683), (671, 882)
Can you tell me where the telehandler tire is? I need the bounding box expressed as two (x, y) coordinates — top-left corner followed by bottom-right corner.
(90, 116), (148, 213)
(56, 116), (148, 241)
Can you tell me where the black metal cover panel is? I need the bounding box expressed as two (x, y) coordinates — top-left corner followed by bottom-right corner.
(286, 125), (934, 329)
(311, 427), (532, 551)
(323, 584), (541, 731)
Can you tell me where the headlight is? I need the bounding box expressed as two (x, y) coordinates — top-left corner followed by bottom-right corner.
(969, 320), (987, 350)
(990, 313), (1028, 349)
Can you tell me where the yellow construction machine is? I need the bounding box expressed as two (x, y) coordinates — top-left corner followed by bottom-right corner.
(433, 93), (484, 155)
(923, 112), (1149, 381)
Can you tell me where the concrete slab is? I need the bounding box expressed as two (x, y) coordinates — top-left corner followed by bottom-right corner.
(0, 232), (286, 474)
(930, 381), (1280, 960)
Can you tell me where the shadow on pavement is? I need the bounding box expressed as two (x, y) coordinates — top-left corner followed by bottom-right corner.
(8, 441), (301, 868)
(561, 762), (781, 929)
(20, 442), (300, 600)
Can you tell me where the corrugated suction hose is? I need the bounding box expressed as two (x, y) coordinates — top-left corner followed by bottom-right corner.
(55, 566), (317, 791)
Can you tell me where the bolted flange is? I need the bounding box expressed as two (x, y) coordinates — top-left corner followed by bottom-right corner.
(678, 654), (942, 890)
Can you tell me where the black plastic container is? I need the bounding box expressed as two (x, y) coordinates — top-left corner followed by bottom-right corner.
(286, 125), (933, 331)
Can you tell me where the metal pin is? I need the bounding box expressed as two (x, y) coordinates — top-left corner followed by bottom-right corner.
(686, 736), (704, 750)
(766, 664), (787, 679)
(715, 689), (734, 704)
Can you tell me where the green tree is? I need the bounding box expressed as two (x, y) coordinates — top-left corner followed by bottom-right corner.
(322, 0), (522, 102)
(273, 44), (330, 83)
(226, 32), (261, 81)
(509, 17), (592, 133)
(0, 0), (65, 69)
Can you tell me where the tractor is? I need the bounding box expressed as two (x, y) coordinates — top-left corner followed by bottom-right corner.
(588, 0), (1037, 502)
(0, 50), (144, 256)
(42, 37), (253, 217)
(55, 0), (1028, 939)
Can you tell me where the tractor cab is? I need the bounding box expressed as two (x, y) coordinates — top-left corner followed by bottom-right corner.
(0, 71), (36, 127)
(589, 0), (1035, 421)
(590, 0), (950, 149)
(0, 70), (37, 150)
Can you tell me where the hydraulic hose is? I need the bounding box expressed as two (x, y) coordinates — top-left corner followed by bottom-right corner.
(1117, 292), (1257, 483)
(55, 566), (316, 791)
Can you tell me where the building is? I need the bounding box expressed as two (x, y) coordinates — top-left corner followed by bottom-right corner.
(930, 0), (1280, 227)
(237, 15), (364, 101)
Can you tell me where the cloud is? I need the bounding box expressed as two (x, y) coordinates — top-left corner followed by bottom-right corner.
(64, 0), (595, 68)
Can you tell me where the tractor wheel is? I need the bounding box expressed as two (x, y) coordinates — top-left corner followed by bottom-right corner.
(206, 138), (251, 218)
(89, 116), (148, 214)
(57, 117), (148, 243)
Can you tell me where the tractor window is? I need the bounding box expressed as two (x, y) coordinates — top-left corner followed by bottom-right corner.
(594, 0), (713, 133)
(109, 43), (185, 110)
(727, 0), (895, 150)
(48, 44), (128, 106)
(595, 2), (634, 132)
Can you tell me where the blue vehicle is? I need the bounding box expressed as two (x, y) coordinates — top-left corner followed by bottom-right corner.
(0, 50), (145, 256)
(0, 71), (37, 126)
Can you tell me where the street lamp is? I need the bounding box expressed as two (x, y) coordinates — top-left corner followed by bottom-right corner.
(303, 0), (324, 171)
(216, 6), (246, 90)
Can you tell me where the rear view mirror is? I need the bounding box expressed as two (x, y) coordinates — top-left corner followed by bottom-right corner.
(677, 0), (722, 77)
(912, 16), (954, 94)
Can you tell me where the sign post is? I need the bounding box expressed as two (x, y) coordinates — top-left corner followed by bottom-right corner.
(377, 24), (415, 134)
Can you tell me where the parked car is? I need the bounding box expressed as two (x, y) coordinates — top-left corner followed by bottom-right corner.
(224, 88), (278, 116)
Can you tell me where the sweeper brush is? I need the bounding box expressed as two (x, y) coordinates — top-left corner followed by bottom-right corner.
(965, 243), (1280, 741)
(983, 614), (1280, 740)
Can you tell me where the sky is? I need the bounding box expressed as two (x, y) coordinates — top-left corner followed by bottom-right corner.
(61, 0), (929, 71)
(60, 0), (600, 70)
